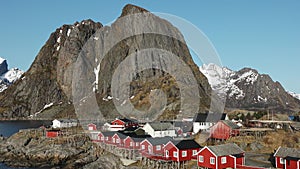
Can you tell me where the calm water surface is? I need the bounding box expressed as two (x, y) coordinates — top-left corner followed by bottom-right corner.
(0, 120), (52, 169)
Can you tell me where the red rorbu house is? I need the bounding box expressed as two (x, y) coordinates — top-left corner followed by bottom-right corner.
(164, 139), (202, 162)
(123, 135), (151, 150)
(140, 137), (173, 158)
(111, 132), (128, 148)
(111, 118), (139, 128)
(87, 123), (97, 131)
(99, 131), (116, 144)
(274, 147), (300, 169)
(197, 143), (245, 169)
(210, 120), (240, 140)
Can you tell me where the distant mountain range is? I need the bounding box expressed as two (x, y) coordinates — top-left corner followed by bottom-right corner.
(200, 63), (300, 113)
(0, 57), (23, 92)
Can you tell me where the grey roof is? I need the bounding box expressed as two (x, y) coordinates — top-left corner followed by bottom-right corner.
(207, 143), (244, 156)
(174, 122), (193, 133)
(145, 137), (173, 146)
(274, 147), (300, 158)
(221, 120), (240, 129)
(101, 131), (116, 137)
(193, 112), (227, 122)
(148, 122), (174, 131)
(171, 139), (202, 150)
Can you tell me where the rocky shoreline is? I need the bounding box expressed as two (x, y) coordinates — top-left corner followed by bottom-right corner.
(0, 128), (124, 169)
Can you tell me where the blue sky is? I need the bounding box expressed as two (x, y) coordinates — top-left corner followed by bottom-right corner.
(0, 1), (299, 93)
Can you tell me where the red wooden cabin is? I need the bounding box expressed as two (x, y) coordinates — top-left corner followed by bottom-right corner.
(164, 139), (202, 162)
(274, 147), (300, 169)
(210, 120), (240, 140)
(123, 135), (151, 150)
(111, 118), (139, 128)
(46, 130), (60, 138)
(101, 131), (116, 144)
(197, 143), (245, 169)
(87, 123), (97, 131)
(140, 137), (172, 157)
(112, 132), (128, 147)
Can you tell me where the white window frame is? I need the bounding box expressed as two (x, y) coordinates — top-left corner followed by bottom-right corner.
(101, 136), (104, 141)
(116, 139), (120, 143)
(141, 145), (145, 150)
(182, 151), (187, 157)
(221, 157), (226, 164)
(193, 150), (198, 156)
(136, 142), (139, 147)
(112, 138), (115, 143)
(210, 157), (215, 164)
(130, 142), (133, 147)
(106, 137), (109, 141)
(199, 155), (204, 162)
(156, 145), (161, 151)
(174, 151), (178, 158)
(280, 157), (284, 164)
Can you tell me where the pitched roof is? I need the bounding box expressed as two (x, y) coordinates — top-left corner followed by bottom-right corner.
(119, 118), (138, 123)
(147, 122), (174, 131)
(221, 120), (240, 129)
(174, 122), (193, 133)
(101, 131), (116, 137)
(145, 137), (173, 146)
(171, 139), (202, 150)
(207, 143), (244, 156)
(193, 113), (227, 122)
(131, 135), (151, 142)
(274, 147), (300, 158)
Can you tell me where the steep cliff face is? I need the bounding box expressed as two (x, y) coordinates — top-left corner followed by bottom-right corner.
(0, 4), (211, 119)
(0, 20), (102, 118)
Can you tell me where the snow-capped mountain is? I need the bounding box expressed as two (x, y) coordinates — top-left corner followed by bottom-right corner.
(200, 63), (300, 112)
(289, 92), (300, 100)
(0, 57), (24, 92)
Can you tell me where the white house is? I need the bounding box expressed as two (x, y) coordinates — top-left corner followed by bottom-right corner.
(142, 122), (177, 138)
(52, 119), (78, 128)
(193, 112), (228, 133)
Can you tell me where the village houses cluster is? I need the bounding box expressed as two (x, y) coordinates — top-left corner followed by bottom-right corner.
(47, 112), (300, 169)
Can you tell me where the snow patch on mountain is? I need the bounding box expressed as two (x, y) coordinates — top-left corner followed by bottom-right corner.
(289, 92), (300, 100)
(200, 63), (260, 100)
(0, 57), (24, 92)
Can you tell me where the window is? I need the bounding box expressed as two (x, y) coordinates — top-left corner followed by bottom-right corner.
(106, 137), (108, 141)
(112, 138), (115, 143)
(280, 158), (284, 164)
(130, 142), (133, 147)
(174, 152), (178, 157)
(193, 150), (198, 156)
(156, 145), (161, 151)
(221, 157), (227, 164)
(116, 139), (120, 143)
(210, 157), (215, 164)
(141, 145), (145, 150)
(136, 142), (139, 147)
(199, 155), (204, 162)
(182, 151), (187, 157)
(101, 136), (104, 141)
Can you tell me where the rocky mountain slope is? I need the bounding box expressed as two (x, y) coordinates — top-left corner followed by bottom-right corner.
(200, 63), (300, 113)
(0, 57), (23, 92)
(0, 4), (211, 119)
(289, 92), (300, 101)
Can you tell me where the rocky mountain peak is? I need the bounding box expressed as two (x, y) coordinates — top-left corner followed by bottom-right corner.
(0, 57), (8, 75)
(0, 5), (211, 119)
(200, 63), (300, 113)
(120, 4), (149, 17)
